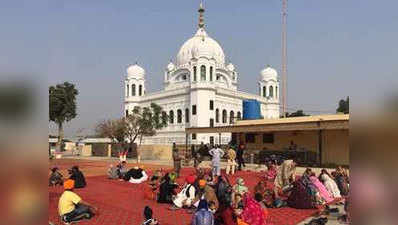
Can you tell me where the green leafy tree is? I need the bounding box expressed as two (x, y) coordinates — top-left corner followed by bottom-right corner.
(337, 96), (349, 114)
(49, 82), (79, 151)
(96, 103), (168, 162)
(127, 103), (168, 162)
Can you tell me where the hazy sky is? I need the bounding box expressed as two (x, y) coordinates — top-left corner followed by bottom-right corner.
(1, 0), (396, 137)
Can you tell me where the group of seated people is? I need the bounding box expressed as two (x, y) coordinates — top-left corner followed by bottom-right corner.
(49, 165), (87, 189)
(49, 166), (92, 224)
(53, 158), (349, 225)
(142, 167), (268, 225)
(107, 161), (149, 184)
(147, 159), (350, 225)
(269, 159), (349, 210)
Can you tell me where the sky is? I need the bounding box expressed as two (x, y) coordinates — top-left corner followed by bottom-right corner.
(1, 0), (397, 137)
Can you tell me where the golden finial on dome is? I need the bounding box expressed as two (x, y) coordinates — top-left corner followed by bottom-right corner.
(198, 1), (205, 29)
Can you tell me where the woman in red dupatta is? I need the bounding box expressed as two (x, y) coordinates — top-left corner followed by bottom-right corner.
(241, 194), (267, 225)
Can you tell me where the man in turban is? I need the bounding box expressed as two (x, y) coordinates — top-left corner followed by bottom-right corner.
(58, 179), (97, 224)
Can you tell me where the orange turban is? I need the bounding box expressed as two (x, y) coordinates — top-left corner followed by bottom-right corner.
(64, 179), (75, 190)
(199, 179), (206, 187)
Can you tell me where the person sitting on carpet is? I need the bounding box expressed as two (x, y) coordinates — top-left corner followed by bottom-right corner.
(142, 206), (159, 225)
(215, 175), (233, 208)
(319, 169), (341, 198)
(334, 166), (349, 196)
(128, 166), (148, 184)
(191, 200), (214, 225)
(118, 161), (128, 179)
(240, 194), (267, 225)
(218, 204), (237, 225)
(287, 172), (319, 209)
(107, 164), (120, 180)
(59, 179), (97, 224)
(49, 167), (63, 186)
(170, 174), (197, 210)
(69, 166), (86, 189)
(264, 162), (277, 181)
(157, 172), (178, 204)
(273, 159), (296, 198)
(254, 193), (269, 222)
(254, 180), (267, 198)
(192, 180), (219, 212)
(149, 170), (163, 190)
(309, 172), (334, 204)
(233, 178), (249, 197)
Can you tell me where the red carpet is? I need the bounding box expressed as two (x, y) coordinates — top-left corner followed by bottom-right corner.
(49, 168), (318, 225)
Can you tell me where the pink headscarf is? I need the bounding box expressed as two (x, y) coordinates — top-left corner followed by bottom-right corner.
(241, 194), (267, 225)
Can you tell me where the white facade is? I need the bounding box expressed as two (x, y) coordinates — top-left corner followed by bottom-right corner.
(124, 4), (280, 145)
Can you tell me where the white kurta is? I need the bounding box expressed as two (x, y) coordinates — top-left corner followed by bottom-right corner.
(129, 171), (148, 184)
(173, 184), (196, 208)
(321, 174), (341, 198)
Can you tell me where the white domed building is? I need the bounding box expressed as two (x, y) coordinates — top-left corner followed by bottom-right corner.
(124, 4), (279, 145)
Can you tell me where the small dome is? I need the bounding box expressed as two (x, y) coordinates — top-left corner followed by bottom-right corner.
(176, 28), (225, 66)
(227, 63), (235, 71)
(260, 65), (278, 80)
(167, 62), (175, 72)
(127, 64), (145, 78)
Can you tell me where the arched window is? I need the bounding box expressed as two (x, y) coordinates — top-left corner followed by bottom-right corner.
(210, 66), (213, 81)
(216, 109), (219, 123)
(132, 84), (136, 96)
(263, 86), (266, 97)
(185, 108), (190, 123)
(177, 109), (182, 123)
(193, 66), (197, 81)
(169, 110), (174, 124)
(222, 109), (227, 123)
(230, 111), (235, 124)
(269, 86), (274, 98)
(161, 111), (167, 124)
(126, 84), (129, 97)
(237, 111), (241, 120)
(275, 86), (278, 99)
(201, 65), (206, 81)
(139, 85), (142, 96)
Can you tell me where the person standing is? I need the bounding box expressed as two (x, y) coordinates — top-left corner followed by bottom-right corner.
(236, 143), (246, 171)
(191, 144), (200, 169)
(225, 146), (236, 175)
(209, 145), (224, 179)
(172, 143), (182, 177)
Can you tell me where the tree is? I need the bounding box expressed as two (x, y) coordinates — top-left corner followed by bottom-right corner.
(284, 110), (308, 118)
(49, 82), (79, 152)
(337, 96), (349, 114)
(96, 103), (168, 162)
(95, 118), (126, 143)
(126, 103), (168, 162)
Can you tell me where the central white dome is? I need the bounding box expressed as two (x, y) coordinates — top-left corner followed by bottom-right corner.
(176, 28), (225, 66)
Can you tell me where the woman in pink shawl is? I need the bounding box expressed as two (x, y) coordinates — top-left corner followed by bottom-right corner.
(241, 194), (267, 225)
(309, 173), (334, 204)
